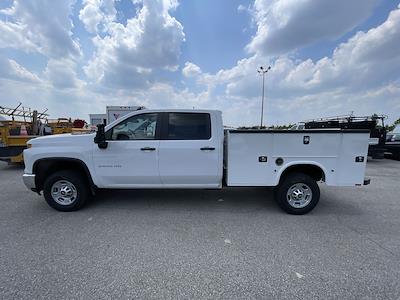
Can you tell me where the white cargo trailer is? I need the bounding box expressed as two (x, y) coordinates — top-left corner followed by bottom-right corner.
(106, 106), (145, 124)
(89, 113), (107, 126)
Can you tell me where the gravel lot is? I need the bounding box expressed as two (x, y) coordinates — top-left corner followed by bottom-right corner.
(0, 159), (400, 299)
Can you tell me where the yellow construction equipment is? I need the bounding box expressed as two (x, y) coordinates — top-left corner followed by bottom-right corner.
(1, 103), (89, 164)
(0, 103), (48, 164)
(47, 118), (74, 135)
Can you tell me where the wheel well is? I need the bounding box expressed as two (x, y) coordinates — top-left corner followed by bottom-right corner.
(279, 164), (325, 183)
(33, 158), (96, 193)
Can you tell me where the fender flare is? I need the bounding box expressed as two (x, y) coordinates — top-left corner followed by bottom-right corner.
(33, 157), (98, 194)
(276, 160), (328, 185)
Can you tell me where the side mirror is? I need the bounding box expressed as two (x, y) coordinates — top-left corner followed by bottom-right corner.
(94, 124), (108, 149)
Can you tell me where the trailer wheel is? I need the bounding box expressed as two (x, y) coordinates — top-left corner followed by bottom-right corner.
(275, 173), (320, 215)
(43, 170), (89, 211)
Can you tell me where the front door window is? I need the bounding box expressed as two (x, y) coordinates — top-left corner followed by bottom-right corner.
(107, 113), (158, 140)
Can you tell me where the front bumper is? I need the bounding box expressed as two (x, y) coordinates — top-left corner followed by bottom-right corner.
(23, 174), (36, 191)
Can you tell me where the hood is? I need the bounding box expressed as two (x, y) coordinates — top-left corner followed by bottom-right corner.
(29, 133), (96, 146)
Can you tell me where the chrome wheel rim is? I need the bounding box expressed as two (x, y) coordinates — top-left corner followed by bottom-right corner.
(51, 180), (77, 205)
(286, 183), (313, 209)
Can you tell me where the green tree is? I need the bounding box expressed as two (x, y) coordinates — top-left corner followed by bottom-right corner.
(386, 118), (400, 132)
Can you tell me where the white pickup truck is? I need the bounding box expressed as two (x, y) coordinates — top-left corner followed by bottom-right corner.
(23, 109), (370, 214)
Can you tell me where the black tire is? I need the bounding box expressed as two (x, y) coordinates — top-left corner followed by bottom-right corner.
(275, 172), (320, 215)
(43, 170), (89, 211)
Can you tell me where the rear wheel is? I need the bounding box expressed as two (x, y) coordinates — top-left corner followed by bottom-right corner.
(275, 173), (320, 215)
(43, 170), (89, 211)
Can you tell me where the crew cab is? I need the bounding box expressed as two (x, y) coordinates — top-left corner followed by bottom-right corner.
(23, 109), (371, 214)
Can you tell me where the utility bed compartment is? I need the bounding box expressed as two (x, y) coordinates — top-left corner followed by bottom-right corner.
(225, 129), (370, 187)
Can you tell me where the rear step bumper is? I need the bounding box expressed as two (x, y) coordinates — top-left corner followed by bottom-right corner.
(363, 178), (371, 185)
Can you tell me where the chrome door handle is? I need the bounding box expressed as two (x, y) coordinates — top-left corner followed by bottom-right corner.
(200, 147), (215, 151)
(140, 147), (156, 151)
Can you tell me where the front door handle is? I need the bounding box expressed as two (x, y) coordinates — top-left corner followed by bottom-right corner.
(140, 147), (156, 151)
(200, 147), (215, 151)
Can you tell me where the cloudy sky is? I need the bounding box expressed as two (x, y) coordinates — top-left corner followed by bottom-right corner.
(0, 0), (399, 126)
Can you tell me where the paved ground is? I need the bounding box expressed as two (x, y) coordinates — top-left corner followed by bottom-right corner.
(0, 159), (400, 299)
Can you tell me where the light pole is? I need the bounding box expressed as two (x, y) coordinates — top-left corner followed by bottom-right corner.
(257, 65), (271, 128)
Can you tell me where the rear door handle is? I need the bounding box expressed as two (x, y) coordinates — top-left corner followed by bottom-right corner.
(200, 147), (215, 151)
(140, 147), (156, 151)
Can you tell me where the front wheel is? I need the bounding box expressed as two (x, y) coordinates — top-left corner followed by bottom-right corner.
(43, 170), (89, 211)
(275, 173), (320, 215)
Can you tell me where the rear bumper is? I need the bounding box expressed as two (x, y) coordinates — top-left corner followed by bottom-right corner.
(23, 174), (36, 191)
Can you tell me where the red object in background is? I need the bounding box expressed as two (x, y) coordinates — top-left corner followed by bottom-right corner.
(73, 119), (86, 128)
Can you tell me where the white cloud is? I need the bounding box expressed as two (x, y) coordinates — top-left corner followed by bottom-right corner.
(237, 4), (247, 12)
(0, 0), (186, 117)
(0, 0), (80, 58)
(279, 5), (400, 94)
(0, 0), (399, 128)
(193, 4), (400, 125)
(0, 21), (38, 53)
(79, 0), (105, 34)
(84, 0), (185, 89)
(0, 6), (15, 16)
(182, 62), (202, 78)
(247, 0), (379, 55)
(79, 0), (116, 34)
(0, 55), (41, 83)
(44, 59), (84, 89)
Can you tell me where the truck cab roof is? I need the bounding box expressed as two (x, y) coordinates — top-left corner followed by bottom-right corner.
(105, 109), (222, 129)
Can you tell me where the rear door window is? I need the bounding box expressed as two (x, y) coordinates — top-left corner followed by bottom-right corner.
(166, 113), (211, 140)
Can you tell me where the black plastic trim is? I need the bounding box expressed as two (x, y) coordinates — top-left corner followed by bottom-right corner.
(200, 147), (215, 151)
(229, 129), (370, 134)
(32, 157), (97, 193)
(0, 146), (25, 157)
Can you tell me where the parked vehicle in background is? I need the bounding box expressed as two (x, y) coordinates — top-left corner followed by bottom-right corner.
(89, 106), (146, 127)
(304, 115), (387, 159)
(386, 133), (400, 142)
(386, 124), (400, 142)
(385, 125), (400, 160)
(89, 113), (107, 127)
(23, 109), (371, 214)
(106, 106), (145, 124)
(0, 104), (49, 163)
(289, 123), (305, 130)
(1, 103), (90, 163)
(47, 118), (87, 135)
